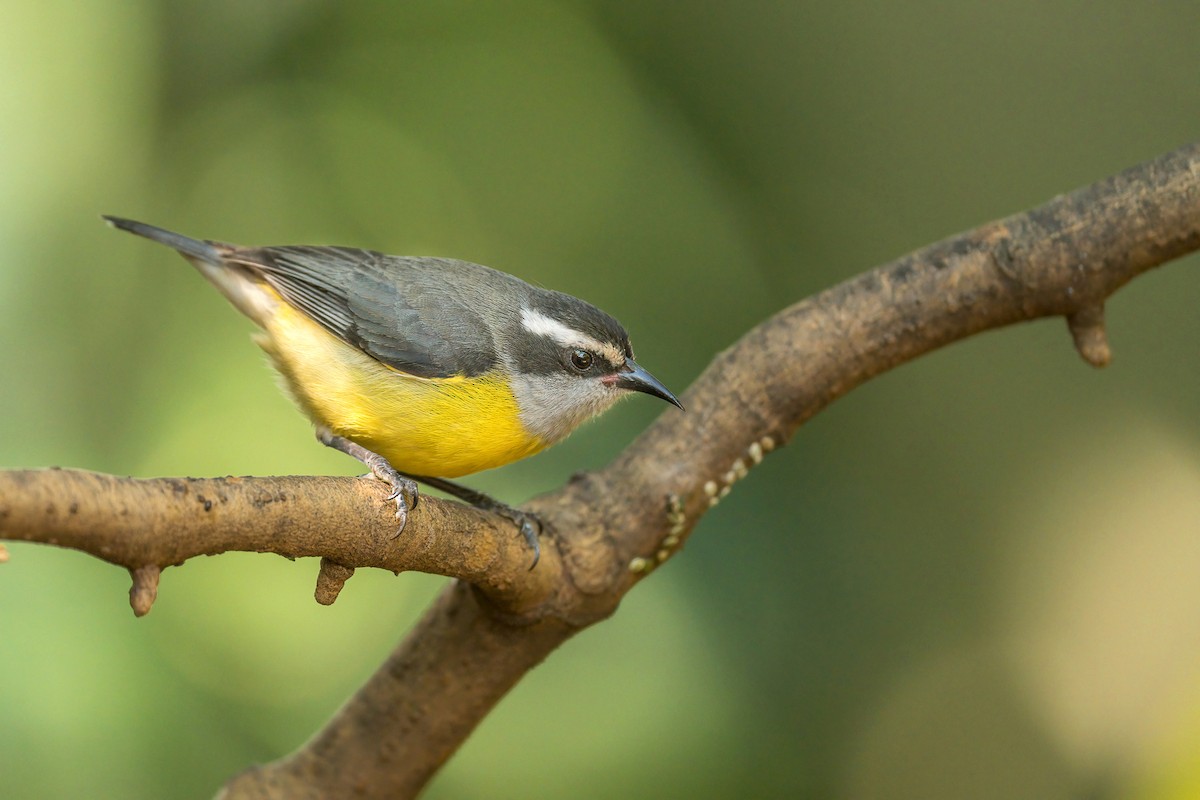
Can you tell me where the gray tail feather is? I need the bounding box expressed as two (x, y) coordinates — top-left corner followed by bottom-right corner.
(102, 215), (221, 263)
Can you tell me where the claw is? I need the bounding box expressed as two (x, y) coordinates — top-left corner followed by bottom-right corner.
(363, 462), (418, 535)
(386, 491), (409, 537)
(382, 478), (419, 507)
(520, 517), (541, 570)
(382, 478), (417, 536)
(315, 428), (422, 541)
(489, 506), (541, 570)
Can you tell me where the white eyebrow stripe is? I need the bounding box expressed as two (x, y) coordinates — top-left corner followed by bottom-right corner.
(520, 307), (625, 365)
(521, 307), (603, 350)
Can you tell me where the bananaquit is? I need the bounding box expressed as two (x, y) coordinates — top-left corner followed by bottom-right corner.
(103, 216), (682, 565)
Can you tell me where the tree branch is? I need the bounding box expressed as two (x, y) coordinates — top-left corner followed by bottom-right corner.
(0, 470), (560, 615)
(599, 140), (1200, 571)
(4, 142), (1199, 798)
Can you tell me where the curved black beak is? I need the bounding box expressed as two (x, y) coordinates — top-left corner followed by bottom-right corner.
(615, 359), (684, 410)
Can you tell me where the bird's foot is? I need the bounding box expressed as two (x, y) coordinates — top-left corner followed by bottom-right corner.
(364, 455), (420, 535)
(396, 473), (543, 568)
(316, 428), (418, 534)
(483, 503), (542, 570)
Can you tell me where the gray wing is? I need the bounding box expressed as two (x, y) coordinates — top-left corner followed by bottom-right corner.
(232, 246), (500, 378)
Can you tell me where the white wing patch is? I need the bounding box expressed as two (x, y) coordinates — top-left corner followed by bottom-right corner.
(520, 307), (624, 365)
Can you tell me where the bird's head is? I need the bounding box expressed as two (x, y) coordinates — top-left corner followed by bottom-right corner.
(503, 291), (682, 444)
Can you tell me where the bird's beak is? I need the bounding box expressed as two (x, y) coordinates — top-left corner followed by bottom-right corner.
(614, 359), (684, 410)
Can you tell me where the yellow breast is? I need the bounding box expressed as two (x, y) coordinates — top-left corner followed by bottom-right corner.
(256, 302), (545, 478)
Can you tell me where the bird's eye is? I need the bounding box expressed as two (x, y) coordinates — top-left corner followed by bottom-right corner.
(570, 349), (594, 371)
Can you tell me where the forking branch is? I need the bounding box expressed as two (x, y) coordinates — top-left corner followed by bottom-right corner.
(3, 142), (1199, 798)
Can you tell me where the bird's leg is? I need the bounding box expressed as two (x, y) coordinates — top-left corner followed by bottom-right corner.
(402, 473), (542, 570)
(315, 428), (540, 567)
(316, 428), (419, 533)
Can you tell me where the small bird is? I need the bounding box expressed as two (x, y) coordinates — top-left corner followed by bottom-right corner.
(103, 217), (682, 566)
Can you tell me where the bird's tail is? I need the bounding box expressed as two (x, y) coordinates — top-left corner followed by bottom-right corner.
(102, 215), (279, 325)
(102, 215), (222, 263)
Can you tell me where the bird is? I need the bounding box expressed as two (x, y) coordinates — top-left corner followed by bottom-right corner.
(103, 216), (683, 566)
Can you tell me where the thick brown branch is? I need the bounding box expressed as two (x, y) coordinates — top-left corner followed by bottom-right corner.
(226, 582), (571, 799)
(0, 470), (560, 614)
(594, 141), (1200, 573)
(5, 142), (1200, 798)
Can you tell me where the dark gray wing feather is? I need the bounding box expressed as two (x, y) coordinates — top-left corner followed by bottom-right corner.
(232, 246), (500, 378)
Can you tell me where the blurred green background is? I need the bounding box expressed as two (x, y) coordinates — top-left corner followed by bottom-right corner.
(2, 2), (1199, 798)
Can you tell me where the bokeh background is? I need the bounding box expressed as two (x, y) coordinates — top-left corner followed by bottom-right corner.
(1, 2), (1199, 798)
